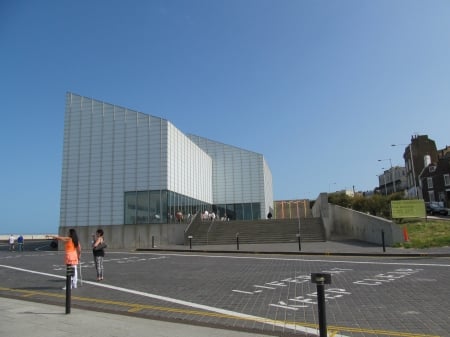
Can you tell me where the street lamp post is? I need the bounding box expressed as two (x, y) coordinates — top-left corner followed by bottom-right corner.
(378, 158), (396, 193)
(391, 143), (418, 198)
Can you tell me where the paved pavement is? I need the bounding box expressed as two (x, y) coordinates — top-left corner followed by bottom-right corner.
(0, 297), (267, 337)
(1, 239), (450, 337)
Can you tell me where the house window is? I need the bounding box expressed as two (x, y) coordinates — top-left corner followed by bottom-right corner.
(444, 174), (450, 186)
(427, 177), (433, 189)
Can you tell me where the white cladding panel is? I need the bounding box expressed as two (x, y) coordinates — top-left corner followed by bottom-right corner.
(187, 135), (273, 219)
(167, 123), (212, 202)
(61, 93), (171, 227)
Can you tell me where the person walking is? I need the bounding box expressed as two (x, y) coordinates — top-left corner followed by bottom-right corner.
(48, 229), (81, 289)
(17, 235), (24, 252)
(9, 235), (15, 251)
(92, 229), (105, 281)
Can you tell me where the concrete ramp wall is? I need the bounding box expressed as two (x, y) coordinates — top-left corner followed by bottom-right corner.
(312, 193), (333, 240)
(312, 193), (404, 246)
(330, 204), (404, 245)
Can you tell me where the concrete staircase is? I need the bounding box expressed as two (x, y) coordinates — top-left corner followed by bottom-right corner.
(184, 215), (326, 246)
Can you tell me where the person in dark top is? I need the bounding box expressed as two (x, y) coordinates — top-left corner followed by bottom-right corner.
(17, 235), (24, 251)
(92, 229), (105, 281)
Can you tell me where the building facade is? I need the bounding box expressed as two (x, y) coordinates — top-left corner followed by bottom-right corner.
(402, 135), (438, 198)
(273, 200), (311, 219)
(60, 93), (273, 247)
(419, 147), (450, 206)
(377, 166), (407, 195)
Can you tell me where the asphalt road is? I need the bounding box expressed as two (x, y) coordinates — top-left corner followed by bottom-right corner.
(0, 244), (449, 337)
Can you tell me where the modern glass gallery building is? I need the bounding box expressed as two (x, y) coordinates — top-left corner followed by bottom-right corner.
(60, 93), (273, 248)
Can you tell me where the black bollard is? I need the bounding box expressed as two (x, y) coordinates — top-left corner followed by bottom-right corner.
(311, 273), (331, 337)
(188, 235), (193, 250)
(296, 233), (301, 251)
(236, 233), (240, 250)
(152, 235), (155, 248)
(381, 230), (386, 253)
(66, 265), (74, 314)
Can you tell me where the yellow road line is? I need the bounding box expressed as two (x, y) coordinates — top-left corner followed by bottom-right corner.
(0, 287), (440, 337)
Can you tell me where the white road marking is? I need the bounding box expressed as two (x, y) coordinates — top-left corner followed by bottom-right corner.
(127, 251), (450, 267)
(231, 290), (254, 294)
(0, 264), (349, 337)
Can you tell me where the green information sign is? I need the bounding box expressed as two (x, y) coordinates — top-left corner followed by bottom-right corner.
(391, 200), (426, 218)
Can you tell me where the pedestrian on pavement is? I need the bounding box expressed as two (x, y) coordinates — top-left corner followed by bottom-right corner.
(92, 229), (105, 281)
(17, 235), (24, 252)
(48, 229), (81, 289)
(9, 234), (15, 251)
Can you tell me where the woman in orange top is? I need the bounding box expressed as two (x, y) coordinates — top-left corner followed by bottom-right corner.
(49, 229), (81, 289)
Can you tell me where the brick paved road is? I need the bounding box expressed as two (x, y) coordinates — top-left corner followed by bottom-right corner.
(1, 248), (449, 337)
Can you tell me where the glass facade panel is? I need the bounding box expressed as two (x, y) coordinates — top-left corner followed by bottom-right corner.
(136, 191), (149, 224)
(234, 204), (242, 220)
(214, 204), (225, 219)
(125, 189), (210, 224)
(252, 203), (261, 220)
(160, 190), (168, 223)
(124, 192), (136, 224)
(210, 203), (261, 221)
(149, 190), (162, 222)
(226, 204), (235, 220)
(242, 203), (251, 220)
(168, 191), (176, 222)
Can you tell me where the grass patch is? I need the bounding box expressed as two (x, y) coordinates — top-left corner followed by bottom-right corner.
(394, 218), (450, 249)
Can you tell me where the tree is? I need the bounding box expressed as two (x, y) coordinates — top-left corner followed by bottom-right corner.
(328, 191), (406, 219)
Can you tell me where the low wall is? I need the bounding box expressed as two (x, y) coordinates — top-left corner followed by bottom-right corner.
(57, 223), (186, 250)
(330, 204), (404, 245)
(312, 193), (404, 246)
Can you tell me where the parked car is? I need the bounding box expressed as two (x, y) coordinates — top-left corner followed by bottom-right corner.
(425, 202), (449, 216)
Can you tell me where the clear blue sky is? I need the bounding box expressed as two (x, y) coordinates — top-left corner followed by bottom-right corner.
(1, 0), (449, 234)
